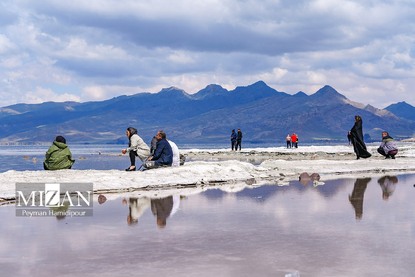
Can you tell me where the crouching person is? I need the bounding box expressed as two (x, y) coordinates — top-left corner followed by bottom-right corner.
(44, 135), (75, 170)
(145, 130), (173, 169)
(377, 131), (398, 159)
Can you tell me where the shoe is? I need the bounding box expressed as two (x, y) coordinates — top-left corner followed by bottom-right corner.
(125, 166), (136, 171)
(391, 156), (395, 159)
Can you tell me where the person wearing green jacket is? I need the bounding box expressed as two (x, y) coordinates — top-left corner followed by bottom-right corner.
(43, 136), (75, 170)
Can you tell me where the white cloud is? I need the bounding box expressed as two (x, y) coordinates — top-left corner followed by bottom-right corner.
(22, 87), (81, 104)
(0, 0), (414, 107)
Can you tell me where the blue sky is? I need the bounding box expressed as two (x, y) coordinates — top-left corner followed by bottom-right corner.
(1, 0), (414, 108)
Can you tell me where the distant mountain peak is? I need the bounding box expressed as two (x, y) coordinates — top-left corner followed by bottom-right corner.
(232, 80), (280, 95)
(313, 85), (346, 99)
(293, 91), (308, 97)
(385, 100), (415, 121)
(193, 84), (228, 99)
(159, 86), (190, 98)
(160, 86), (186, 93)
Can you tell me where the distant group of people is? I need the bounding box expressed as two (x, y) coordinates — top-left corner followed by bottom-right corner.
(285, 133), (299, 148)
(43, 127), (184, 171)
(230, 129), (243, 151)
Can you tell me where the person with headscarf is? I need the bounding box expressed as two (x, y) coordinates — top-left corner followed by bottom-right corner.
(43, 135), (75, 170)
(122, 127), (150, 171)
(377, 131), (398, 159)
(349, 115), (371, 159)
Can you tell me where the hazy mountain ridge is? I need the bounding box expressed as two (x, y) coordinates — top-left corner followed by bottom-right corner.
(1, 81), (414, 145)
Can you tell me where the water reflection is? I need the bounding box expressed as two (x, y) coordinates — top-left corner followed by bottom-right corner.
(120, 195), (181, 227)
(1, 174), (415, 277)
(348, 176), (400, 220)
(122, 197), (151, 226)
(348, 177), (371, 220)
(378, 175), (398, 200)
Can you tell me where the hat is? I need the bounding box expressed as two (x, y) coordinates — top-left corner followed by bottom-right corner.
(55, 136), (66, 144)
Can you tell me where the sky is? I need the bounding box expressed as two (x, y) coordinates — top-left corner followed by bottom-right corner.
(1, 0), (415, 109)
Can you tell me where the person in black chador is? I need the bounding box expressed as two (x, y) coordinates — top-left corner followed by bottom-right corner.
(349, 115), (371, 160)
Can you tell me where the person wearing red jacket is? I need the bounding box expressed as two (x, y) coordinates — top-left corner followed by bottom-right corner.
(291, 133), (298, 148)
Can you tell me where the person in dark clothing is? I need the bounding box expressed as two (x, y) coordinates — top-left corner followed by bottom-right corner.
(150, 135), (158, 155)
(146, 130), (173, 168)
(230, 129), (237, 150)
(350, 115), (371, 160)
(235, 129), (243, 151)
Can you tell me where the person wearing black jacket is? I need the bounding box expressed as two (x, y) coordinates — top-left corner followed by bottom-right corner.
(146, 130), (173, 167)
(235, 129), (243, 151)
(230, 129), (237, 150)
(350, 115), (371, 160)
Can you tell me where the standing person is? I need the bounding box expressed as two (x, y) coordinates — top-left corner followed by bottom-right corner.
(43, 135), (75, 170)
(291, 133), (298, 148)
(377, 131), (398, 159)
(235, 129), (243, 151)
(122, 127), (150, 171)
(146, 130), (173, 168)
(285, 134), (291, 148)
(349, 115), (371, 160)
(230, 129), (237, 151)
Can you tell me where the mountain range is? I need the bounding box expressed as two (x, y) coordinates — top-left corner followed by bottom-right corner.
(1, 81), (414, 145)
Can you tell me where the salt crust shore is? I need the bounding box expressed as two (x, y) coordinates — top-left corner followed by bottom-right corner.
(1, 143), (415, 202)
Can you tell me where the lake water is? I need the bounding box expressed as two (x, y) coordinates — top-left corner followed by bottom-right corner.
(1, 173), (414, 276)
(0, 142), (352, 172)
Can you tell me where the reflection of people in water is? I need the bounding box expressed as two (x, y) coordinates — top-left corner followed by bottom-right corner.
(348, 178), (371, 220)
(150, 195), (180, 228)
(122, 197), (151, 226)
(50, 201), (70, 220)
(377, 175), (398, 200)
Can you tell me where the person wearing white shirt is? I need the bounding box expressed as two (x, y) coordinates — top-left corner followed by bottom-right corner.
(168, 140), (180, 167)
